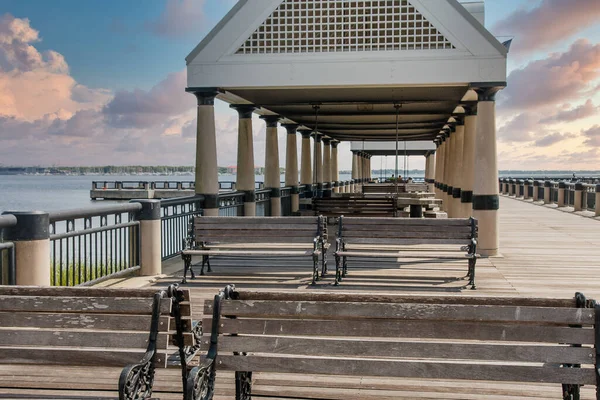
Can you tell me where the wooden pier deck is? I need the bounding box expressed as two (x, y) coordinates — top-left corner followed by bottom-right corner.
(150, 196), (600, 399)
(9, 197), (597, 399)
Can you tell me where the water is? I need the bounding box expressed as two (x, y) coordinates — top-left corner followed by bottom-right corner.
(2, 171), (597, 214)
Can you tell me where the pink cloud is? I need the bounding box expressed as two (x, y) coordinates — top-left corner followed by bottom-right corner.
(533, 132), (576, 147)
(582, 125), (600, 147)
(145, 0), (206, 38)
(540, 100), (599, 124)
(491, 0), (600, 55)
(497, 112), (539, 142)
(499, 39), (600, 111)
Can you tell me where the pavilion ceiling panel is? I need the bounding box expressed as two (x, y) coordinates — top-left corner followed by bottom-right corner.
(236, 0), (456, 55)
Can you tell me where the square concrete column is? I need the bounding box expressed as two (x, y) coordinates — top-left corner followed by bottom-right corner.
(299, 129), (312, 199)
(261, 115), (282, 216)
(283, 124), (300, 213)
(322, 138), (332, 197)
(133, 200), (162, 276)
(461, 105), (476, 217)
(231, 104), (256, 216)
(331, 140), (340, 193)
(558, 182), (566, 207)
(186, 88), (220, 216)
(595, 184), (600, 216)
(312, 132), (323, 197)
(472, 85), (503, 257)
(2, 211), (50, 286)
(524, 180), (532, 200)
(574, 183), (584, 212)
(543, 181), (552, 205)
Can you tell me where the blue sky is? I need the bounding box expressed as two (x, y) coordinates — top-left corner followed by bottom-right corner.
(0, 0), (599, 169)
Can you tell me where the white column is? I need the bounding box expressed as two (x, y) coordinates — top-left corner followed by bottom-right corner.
(231, 104), (256, 216)
(300, 130), (312, 198)
(351, 150), (358, 193)
(322, 138), (332, 197)
(452, 119), (465, 217)
(261, 115), (281, 216)
(188, 89), (219, 216)
(312, 133), (323, 196)
(434, 139), (442, 199)
(443, 129), (453, 214)
(283, 124), (300, 213)
(461, 106), (477, 218)
(331, 140), (339, 193)
(473, 86), (502, 257)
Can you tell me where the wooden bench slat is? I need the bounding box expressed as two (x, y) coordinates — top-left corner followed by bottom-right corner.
(195, 230), (318, 237)
(340, 218), (471, 225)
(340, 231), (471, 239)
(0, 329), (169, 349)
(0, 312), (169, 331)
(194, 224), (318, 230)
(203, 318), (594, 345)
(214, 336), (594, 365)
(211, 300), (594, 324)
(345, 225), (471, 233)
(337, 238), (472, 245)
(216, 355), (596, 385)
(335, 251), (468, 258)
(0, 296), (171, 314)
(183, 250), (318, 257)
(0, 347), (166, 367)
(232, 292), (576, 307)
(0, 286), (190, 300)
(195, 217), (319, 224)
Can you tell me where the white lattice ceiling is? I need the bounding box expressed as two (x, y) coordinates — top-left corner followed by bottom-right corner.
(237, 0), (456, 54)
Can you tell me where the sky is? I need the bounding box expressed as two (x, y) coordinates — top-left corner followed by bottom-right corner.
(0, 0), (599, 171)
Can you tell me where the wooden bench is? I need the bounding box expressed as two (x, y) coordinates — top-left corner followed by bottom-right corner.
(313, 196), (397, 217)
(192, 287), (600, 400)
(334, 216), (478, 287)
(0, 285), (199, 399)
(181, 216), (328, 285)
(363, 183), (429, 194)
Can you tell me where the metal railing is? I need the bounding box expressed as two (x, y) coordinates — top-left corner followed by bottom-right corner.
(219, 192), (245, 216)
(49, 204), (142, 286)
(281, 187), (292, 216)
(0, 215), (17, 285)
(256, 189), (271, 217)
(161, 196), (204, 260)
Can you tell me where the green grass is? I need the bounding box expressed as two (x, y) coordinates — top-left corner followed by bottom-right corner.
(50, 260), (131, 286)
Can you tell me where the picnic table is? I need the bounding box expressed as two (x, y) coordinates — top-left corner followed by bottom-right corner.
(396, 197), (442, 217)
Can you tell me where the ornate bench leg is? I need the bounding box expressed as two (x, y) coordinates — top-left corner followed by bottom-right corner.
(235, 371), (252, 400)
(468, 258), (476, 290)
(334, 254), (341, 285)
(342, 255), (348, 278)
(321, 244), (328, 277)
(311, 255), (318, 285)
(182, 254), (195, 284)
(186, 364), (215, 400)
(201, 255), (210, 275)
(119, 361), (155, 400)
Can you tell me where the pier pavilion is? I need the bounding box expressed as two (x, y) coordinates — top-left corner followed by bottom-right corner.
(185, 0), (507, 256)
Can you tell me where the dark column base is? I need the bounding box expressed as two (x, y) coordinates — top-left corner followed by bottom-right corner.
(409, 204), (423, 218)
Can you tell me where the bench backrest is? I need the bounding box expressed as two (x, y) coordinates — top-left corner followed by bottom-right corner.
(362, 184), (406, 194)
(192, 216), (323, 245)
(338, 216), (477, 245)
(0, 286), (194, 368)
(202, 290), (599, 388)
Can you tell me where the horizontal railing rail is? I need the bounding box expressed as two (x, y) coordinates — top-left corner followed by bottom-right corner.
(48, 203), (142, 286)
(0, 214), (17, 285)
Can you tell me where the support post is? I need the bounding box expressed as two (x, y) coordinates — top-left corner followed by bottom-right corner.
(283, 124), (300, 213)
(261, 115), (281, 216)
(231, 104), (256, 216)
(452, 118), (465, 217)
(312, 132), (323, 197)
(331, 141), (340, 193)
(322, 138), (332, 197)
(558, 182), (566, 207)
(574, 183), (584, 212)
(524, 180), (532, 200)
(472, 85), (503, 257)
(299, 129), (312, 199)
(2, 211), (50, 286)
(595, 184), (600, 216)
(434, 139), (442, 199)
(133, 200), (161, 276)
(543, 181), (552, 205)
(351, 150), (359, 193)
(444, 127), (454, 216)
(186, 88), (220, 216)
(461, 105), (476, 217)
(533, 180), (540, 201)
